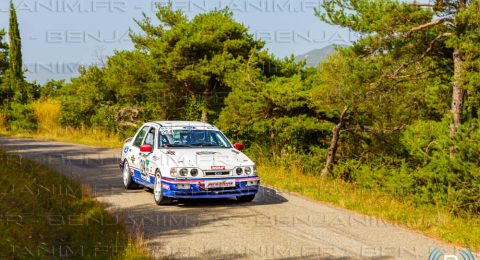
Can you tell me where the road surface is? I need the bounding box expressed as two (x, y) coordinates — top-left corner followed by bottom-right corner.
(0, 137), (457, 259)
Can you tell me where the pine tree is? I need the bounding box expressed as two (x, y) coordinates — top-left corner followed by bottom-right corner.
(316, 0), (480, 154)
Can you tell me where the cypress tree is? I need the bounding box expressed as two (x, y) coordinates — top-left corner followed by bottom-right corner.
(8, 0), (25, 103)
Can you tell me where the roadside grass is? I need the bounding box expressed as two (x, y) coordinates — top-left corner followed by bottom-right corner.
(0, 111), (6, 132)
(1, 99), (124, 148)
(0, 149), (149, 259)
(257, 163), (480, 251)
(0, 127), (123, 148)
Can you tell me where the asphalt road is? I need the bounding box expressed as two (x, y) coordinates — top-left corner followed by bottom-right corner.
(0, 137), (457, 259)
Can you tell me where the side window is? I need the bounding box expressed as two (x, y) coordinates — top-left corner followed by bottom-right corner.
(143, 128), (155, 147)
(133, 126), (149, 147)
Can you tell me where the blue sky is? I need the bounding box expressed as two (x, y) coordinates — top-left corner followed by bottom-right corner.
(0, 0), (356, 83)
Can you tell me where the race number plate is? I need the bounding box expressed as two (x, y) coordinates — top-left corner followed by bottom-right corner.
(204, 179), (236, 189)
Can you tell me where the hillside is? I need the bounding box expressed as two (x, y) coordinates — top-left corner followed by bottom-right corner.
(295, 44), (349, 67)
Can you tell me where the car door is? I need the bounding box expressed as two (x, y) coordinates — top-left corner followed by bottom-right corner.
(130, 125), (150, 179)
(139, 127), (156, 184)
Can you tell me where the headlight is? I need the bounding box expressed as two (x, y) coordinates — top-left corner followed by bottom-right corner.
(190, 168), (198, 177)
(244, 167), (252, 175)
(179, 168), (188, 177)
(236, 167), (243, 175)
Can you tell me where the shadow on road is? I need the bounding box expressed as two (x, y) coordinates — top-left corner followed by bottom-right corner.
(148, 186), (289, 208)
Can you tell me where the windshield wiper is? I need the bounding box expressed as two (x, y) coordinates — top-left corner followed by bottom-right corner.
(190, 143), (222, 147)
(164, 144), (190, 147)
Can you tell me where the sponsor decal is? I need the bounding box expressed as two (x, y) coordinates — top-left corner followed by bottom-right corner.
(159, 127), (173, 135)
(162, 184), (170, 190)
(205, 179), (235, 189)
(123, 146), (129, 154)
(152, 155), (159, 161)
(146, 160), (150, 166)
(183, 126), (196, 130)
(211, 166), (225, 170)
(130, 155), (135, 162)
(167, 150), (175, 155)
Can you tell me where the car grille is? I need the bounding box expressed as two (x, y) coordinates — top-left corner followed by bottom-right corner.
(204, 171), (230, 176)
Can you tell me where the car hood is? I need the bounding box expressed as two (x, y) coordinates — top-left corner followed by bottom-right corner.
(159, 148), (254, 169)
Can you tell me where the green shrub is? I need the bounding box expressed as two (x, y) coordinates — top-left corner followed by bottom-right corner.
(5, 102), (37, 131)
(90, 105), (118, 132)
(59, 96), (95, 128)
(326, 118), (480, 216)
(399, 118), (480, 215)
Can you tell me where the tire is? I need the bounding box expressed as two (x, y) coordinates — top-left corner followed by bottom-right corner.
(154, 170), (173, 205)
(237, 194), (256, 203)
(122, 160), (137, 190)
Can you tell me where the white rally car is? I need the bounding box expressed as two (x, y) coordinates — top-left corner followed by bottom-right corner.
(119, 121), (260, 205)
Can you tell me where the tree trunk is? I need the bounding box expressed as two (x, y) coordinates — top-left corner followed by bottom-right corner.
(201, 109), (207, 123)
(270, 130), (276, 158)
(201, 83), (213, 123)
(449, 49), (466, 139)
(321, 106), (348, 176)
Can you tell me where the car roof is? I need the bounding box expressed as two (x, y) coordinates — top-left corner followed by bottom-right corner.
(152, 121), (216, 128)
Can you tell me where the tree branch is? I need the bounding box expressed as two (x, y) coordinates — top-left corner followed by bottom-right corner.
(246, 52), (257, 87)
(382, 31), (451, 81)
(419, 32), (451, 59)
(339, 106), (349, 122)
(387, 69), (430, 80)
(404, 18), (454, 37)
(384, 17), (453, 41)
(410, 3), (435, 7)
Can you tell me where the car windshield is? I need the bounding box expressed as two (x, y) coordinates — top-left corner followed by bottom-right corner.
(158, 130), (232, 148)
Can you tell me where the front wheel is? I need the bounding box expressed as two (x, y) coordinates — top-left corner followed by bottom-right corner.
(154, 171), (173, 205)
(237, 194), (256, 203)
(122, 161), (136, 189)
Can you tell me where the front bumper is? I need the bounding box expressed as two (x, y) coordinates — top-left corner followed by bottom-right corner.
(161, 177), (260, 199)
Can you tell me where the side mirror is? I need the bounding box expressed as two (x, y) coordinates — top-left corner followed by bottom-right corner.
(140, 144), (152, 153)
(234, 143), (244, 151)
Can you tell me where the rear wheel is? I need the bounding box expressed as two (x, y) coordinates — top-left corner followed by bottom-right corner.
(122, 161), (136, 189)
(154, 170), (173, 205)
(237, 194), (256, 203)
